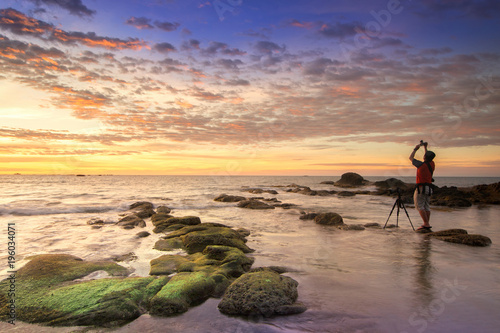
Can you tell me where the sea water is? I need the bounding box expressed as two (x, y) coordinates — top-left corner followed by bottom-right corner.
(0, 175), (499, 333)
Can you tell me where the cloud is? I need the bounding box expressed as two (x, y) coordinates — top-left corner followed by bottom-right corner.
(26, 0), (96, 18)
(415, 0), (500, 19)
(153, 42), (176, 53)
(318, 22), (359, 39)
(0, 8), (148, 50)
(125, 16), (180, 31)
(201, 41), (246, 57)
(125, 16), (155, 29)
(254, 41), (286, 55)
(287, 19), (315, 29)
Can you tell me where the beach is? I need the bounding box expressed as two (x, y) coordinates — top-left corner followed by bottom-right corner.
(1, 175), (500, 333)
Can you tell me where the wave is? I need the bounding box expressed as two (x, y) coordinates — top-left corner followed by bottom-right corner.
(0, 205), (118, 216)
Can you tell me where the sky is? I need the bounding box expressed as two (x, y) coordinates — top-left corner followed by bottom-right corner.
(0, 0), (499, 177)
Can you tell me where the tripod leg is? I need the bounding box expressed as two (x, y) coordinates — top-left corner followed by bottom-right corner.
(383, 200), (398, 229)
(396, 201), (400, 227)
(400, 202), (415, 231)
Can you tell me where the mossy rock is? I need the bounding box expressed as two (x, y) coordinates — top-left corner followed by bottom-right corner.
(154, 237), (185, 251)
(218, 268), (305, 317)
(153, 216), (201, 233)
(0, 254), (169, 327)
(161, 223), (254, 254)
(314, 212), (344, 226)
(150, 255), (192, 275)
(150, 272), (216, 316)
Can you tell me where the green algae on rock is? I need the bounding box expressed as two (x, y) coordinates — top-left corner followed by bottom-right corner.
(0, 254), (169, 327)
(155, 223), (254, 254)
(218, 268), (306, 317)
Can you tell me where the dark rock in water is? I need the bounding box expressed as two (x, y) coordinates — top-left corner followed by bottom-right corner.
(300, 213), (318, 220)
(426, 229), (492, 247)
(334, 172), (367, 188)
(218, 268), (305, 317)
(374, 178), (411, 191)
(112, 252), (138, 262)
(320, 181), (335, 185)
(153, 216), (201, 233)
(87, 218), (105, 226)
(364, 223), (381, 228)
(237, 199), (275, 210)
(314, 212), (344, 226)
(338, 191), (356, 197)
(245, 188), (279, 195)
(129, 201), (155, 218)
(116, 214), (146, 228)
(214, 194), (247, 202)
(130, 201), (154, 210)
(136, 231), (151, 238)
(156, 205), (172, 214)
(431, 187), (473, 207)
(338, 224), (365, 231)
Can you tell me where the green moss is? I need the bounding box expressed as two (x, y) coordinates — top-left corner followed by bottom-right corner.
(150, 272), (216, 316)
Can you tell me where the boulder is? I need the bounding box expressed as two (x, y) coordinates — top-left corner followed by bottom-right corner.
(427, 229), (492, 247)
(334, 172), (367, 188)
(374, 178), (411, 191)
(87, 218), (104, 226)
(0, 254), (168, 327)
(158, 223), (254, 254)
(314, 212), (344, 226)
(150, 272), (216, 316)
(214, 194), (247, 202)
(129, 201), (155, 218)
(156, 206), (172, 214)
(116, 214), (146, 228)
(218, 268), (306, 317)
(153, 216), (201, 233)
(237, 199), (275, 210)
(136, 231), (151, 238)
(300, 213), (318, 220)
(338, 224), (365, 231)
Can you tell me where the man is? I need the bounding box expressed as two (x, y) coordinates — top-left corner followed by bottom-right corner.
(409, 142), (436, 231)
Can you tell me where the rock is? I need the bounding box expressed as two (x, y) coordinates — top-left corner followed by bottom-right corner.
(153, 216), (201, 233)
(374, 178), (411, 191)
(214, 194), (247, 202)
(136, 231), (151, 238)
(338, 224), (365, 231)
(334, 172), (367, 188)
(245, 188), (279, 195)
(427, 229), (492, 247)
(130, 201), (154, 210)
(218, 268), (305, 317)
(156, 205), (172, 214)
(116, 214), (146, 228)
(112, 252), (138, 262)
(338, 191), (356, 197)
(300, 213), (318, 220)
(364, 223), (381, 228)
(158, 223), (254, 254)
(314, 212), (344, 226)
(237, 199), (275, 210)
(151, 213), (174, 226)
(320, 181), (335, 184)
(0, 254), (167, 327)
(150, 272), (216, 316)
(87, 218), (104, 226)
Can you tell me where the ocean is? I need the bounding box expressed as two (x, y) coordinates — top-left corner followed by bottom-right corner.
(1, 175), (500, 333)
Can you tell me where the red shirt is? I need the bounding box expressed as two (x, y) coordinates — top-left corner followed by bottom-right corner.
(413, 159), (435, 184)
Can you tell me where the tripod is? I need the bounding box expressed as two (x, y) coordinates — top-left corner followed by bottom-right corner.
(383, 188), (415, 231)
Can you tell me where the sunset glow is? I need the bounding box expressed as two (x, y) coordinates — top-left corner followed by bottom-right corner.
(0, 1), (499, 176)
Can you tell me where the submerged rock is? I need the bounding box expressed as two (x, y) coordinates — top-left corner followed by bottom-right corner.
(116, 214), (146, 228)
(426, 229), (492, 247)
(237, 199), (275, 210)
(314, 212), (344, 226)
(218, 268), (306, 317)
(214, 194), (246, 202)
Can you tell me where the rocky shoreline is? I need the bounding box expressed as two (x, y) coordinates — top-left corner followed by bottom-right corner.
(1, 173), (496, 328)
